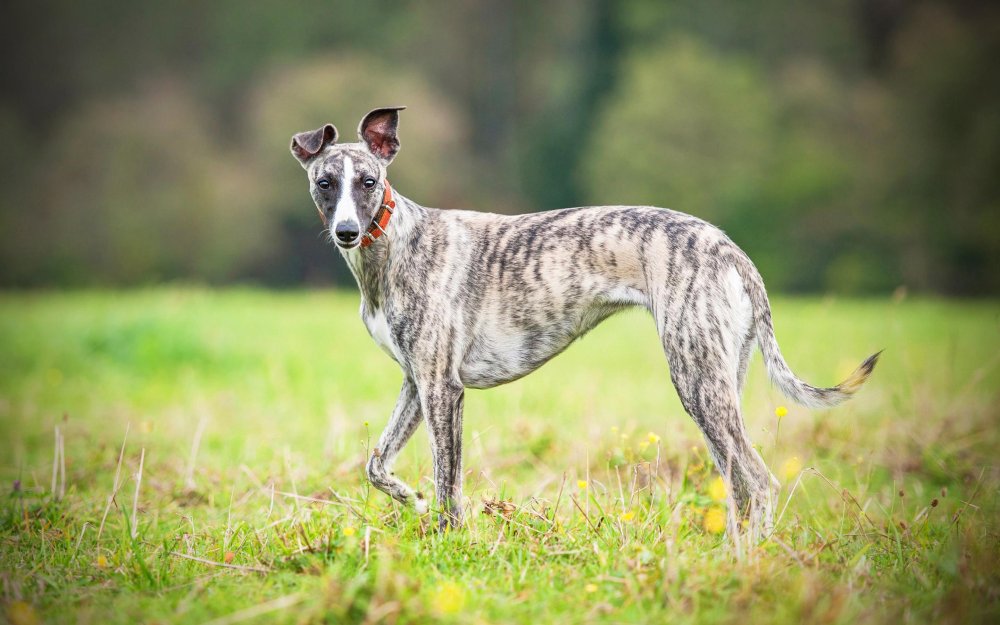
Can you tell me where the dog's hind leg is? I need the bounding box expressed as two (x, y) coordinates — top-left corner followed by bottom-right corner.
(366, 378), (428, 513)
(653, 267), (775, 538)
(667, 340), (775, 538)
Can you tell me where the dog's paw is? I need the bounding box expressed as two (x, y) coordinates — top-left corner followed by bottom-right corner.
(414, 496), (429, 515)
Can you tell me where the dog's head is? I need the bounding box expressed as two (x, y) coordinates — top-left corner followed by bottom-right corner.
(290, 107), (404, 250)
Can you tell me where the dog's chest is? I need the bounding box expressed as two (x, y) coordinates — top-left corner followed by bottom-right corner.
(362, 307), (401, 363)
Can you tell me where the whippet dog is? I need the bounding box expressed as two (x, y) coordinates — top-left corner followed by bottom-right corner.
(291, 107), (880, 536)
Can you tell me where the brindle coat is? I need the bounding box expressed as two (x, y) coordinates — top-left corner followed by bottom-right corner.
(291, 107), (880, 536)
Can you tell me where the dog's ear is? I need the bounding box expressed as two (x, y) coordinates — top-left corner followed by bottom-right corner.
(290, 124), (338, 166)
(358, 106), (405, 163)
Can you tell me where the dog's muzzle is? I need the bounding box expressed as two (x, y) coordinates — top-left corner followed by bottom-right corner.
(334, 221), (360, 248)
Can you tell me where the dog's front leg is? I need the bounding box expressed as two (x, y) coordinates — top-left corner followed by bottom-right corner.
(418, 379), (465, 530)
(365, 378), (428, 513)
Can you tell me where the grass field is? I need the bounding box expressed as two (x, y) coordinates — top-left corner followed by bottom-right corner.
(0, 289), (998, 624)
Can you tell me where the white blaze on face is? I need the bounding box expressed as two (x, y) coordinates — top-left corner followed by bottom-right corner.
(332, 156), (359, 235)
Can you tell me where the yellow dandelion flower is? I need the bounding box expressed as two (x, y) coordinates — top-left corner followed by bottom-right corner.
(775, 406), (788, 418)
(342, 526), (356, 537)
(584, 583), (598, 593)
(638, 440), (649, 452)
(708, 477), (727, 502)
(780, 456), (803, 481)
(95, 555), (109, 569)
(5, 601), (40, 625)
(430, 580), (467, 615)
(647, 432), (661, 444)
(703, 507), (726, 534)
(620, 509), (635, 522)
(577, 480), (588, 490)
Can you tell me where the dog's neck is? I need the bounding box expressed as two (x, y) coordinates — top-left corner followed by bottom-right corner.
(340, 191), (428, 310)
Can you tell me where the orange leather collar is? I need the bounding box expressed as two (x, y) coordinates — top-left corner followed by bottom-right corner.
(360, 180), (396, 248)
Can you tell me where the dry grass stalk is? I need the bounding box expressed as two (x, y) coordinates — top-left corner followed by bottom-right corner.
(184, 415), (207, 491)
(130, 448), (145, 539)
(97, 423), (130, 543)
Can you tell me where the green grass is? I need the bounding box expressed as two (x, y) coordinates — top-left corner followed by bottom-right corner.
(1, 289), (998, 624)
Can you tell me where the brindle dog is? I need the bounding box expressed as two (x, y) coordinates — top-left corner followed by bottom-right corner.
(291, 107), (879, 537)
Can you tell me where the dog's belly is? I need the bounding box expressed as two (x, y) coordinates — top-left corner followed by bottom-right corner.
(459, 328), (574, 388)
(458, 295), (643, 389)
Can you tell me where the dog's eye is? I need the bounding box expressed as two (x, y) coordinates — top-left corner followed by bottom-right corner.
(363, 177), (377, 189)
(316, 179), (331, 190)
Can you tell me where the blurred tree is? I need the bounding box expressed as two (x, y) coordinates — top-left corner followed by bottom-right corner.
(877, 2), (1000, 294)
(2, 80), (275, 285)
(581, 37), (778, 222)
(410, 0), (622, 209)
(513, 0), (623, 210)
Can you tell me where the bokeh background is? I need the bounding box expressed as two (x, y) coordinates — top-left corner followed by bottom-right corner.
(2, 0), (998, 294)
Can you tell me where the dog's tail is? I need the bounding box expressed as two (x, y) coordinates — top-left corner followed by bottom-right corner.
(731, 251), (881, 409)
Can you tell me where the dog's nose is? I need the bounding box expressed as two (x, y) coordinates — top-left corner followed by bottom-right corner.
(335, 222), (360, 243)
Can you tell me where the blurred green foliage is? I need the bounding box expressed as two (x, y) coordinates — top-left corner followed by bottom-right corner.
(0, 1), (997, 293)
